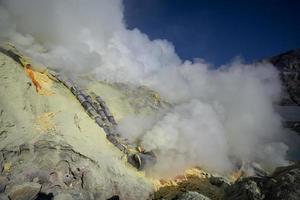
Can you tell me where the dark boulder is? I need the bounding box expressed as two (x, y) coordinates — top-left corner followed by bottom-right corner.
(224, 163), (300, 200)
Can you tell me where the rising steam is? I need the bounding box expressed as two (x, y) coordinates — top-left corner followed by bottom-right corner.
(0, 0), (289, 176)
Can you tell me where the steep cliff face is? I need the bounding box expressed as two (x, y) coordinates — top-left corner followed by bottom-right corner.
(268, 49), (300, 106)
(264, 49), (300, 135)
(0, 50), (168, 199)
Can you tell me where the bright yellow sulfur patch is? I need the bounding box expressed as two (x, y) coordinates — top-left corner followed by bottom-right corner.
(152, 167), (210, 191)
(152, 92), (161, 106)
(24, 65), (54, 96)
(229, 169), (244, 182)
(152, 167), (223, 200)
(3, 162), (12, 172)
(36, 112), (57, 133)
(31, 70), (55, 96)
(20, 57), (54, 96)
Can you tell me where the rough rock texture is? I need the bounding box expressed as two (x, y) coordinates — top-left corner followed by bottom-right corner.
(7, 182), (41, 200)
(266, 49), (300, 135)
(178, 191), (211, 200)
(154, 168), (227, 200)
(0, 52), (167, 199)
(224, 163), (300, 200)
(272, 49), (300, 105)
(268, 49), (300, 106)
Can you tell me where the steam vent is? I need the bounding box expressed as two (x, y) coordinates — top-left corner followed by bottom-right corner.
(0, 0), (300, 200)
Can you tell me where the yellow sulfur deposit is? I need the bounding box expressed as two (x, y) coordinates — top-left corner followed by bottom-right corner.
(20, 56), (55, 96)
(153, 167), (224, 200)
(3, 162), (12, 172)
(30, 69), (55, 96)
(36, 112), (57, 133)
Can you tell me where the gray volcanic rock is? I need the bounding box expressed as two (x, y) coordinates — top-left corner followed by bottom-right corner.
(224, 163), (300, 200)
(268, 49), (300, 105)
(223, 178), (265, 200)
(265, 49), (300, 134)
(265, 163), (300, 200)
(178, 192), (211, 200)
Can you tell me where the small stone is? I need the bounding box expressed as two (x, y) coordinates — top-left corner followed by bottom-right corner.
(63, 174), (73, 186)
(8, 182), (41, 200)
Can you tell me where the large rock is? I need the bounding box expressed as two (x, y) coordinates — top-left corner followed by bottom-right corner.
(224, 163), (300, 200)
(209, 176), (230, 188)
(7, 182), (41, 200)
(224, 178), (265, 200)
(265, 163), (300, 200)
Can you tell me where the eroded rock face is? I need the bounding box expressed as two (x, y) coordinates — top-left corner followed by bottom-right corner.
(265, 163), (300, 200)
(265, 49), (300, 134)
(0, 141), (110, 199)
(269, 49), (300, 106)
(224, 163), (300, 200)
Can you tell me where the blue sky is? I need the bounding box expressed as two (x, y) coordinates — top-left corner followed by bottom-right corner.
(124, 0), (300, 66)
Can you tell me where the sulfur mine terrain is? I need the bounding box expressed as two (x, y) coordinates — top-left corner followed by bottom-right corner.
(0, 47), (159, 200)
(0, 46), (299, 200)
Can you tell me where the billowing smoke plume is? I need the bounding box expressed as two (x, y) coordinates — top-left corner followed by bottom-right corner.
(0, 0), (289, 176)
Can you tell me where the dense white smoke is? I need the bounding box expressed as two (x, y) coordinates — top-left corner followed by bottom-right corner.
(0, 0), (289, 176)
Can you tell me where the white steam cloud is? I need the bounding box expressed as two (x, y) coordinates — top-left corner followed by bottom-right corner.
(0, 0), (289, 176)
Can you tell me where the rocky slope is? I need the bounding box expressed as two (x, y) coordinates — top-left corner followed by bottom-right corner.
(0, 47), (170, 200)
